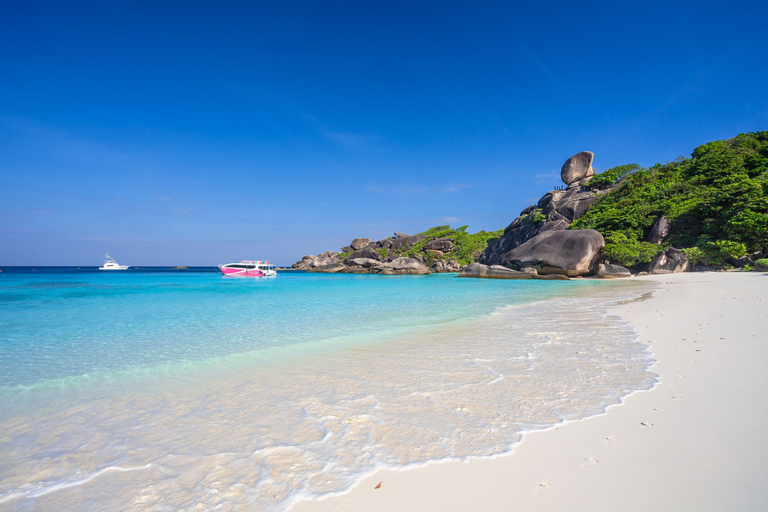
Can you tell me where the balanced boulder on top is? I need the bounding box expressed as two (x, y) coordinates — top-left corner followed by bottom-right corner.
(561, 151), (596, 185)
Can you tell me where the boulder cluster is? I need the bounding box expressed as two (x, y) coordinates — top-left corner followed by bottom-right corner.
(465, 151), (712, 279)
(470, 151), (608, 278)
(292, 234), (461, 275)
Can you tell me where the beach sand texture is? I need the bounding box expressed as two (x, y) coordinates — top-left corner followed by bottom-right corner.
(292, 272), (768, 512)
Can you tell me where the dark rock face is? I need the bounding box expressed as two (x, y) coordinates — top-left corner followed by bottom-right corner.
(309, 251), (340, 268)
(502, 230), (605, 276)
(348, 258), (381, 268)
(307, 263), (346, 273)
(458, 263), (536, 279)
(423, 239), (454, 252)
(648, 247), (692, 274)
(390, 235), (425, 253)
(480, 152), (603, 267)
(538, 188), (600, 223)
(350, 238), (371, 250)
(597, 263), (632, 279)
(648, 216), (672, 244)
(340, 245), (353, 253)
(480, 219), (569, 265)
(292, 255), (315, 269)
(728, 256), (753, 267)
(561, 151), (596, 185)
(346, 247), (382, 262)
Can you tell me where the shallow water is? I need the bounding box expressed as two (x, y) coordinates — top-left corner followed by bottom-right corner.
(0, 269), (656, 511)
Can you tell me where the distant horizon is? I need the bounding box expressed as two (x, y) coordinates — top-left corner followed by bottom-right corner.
(2, 1), (767, 266)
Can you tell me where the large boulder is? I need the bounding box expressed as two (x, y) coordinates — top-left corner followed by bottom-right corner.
(648, 216), (672, 244)
(379, 257), (429, 275)
(390, 235), (425, 253)
(348, 258), (382, 268)
(479, 181), (601, 267)
(596, 263), (632, 279)
(350, 238), (371, 250)
(346, 247), (382, 261)
(538, 187), (600, 223)
(431, 259), (461, 272)
(308, 263), (347, 273)
(423, 239), (454, 252)
(292, 255), (315, 269)
(561, 151), (596, 185)
(479, 219), (569, 265)
(501, 229), (605, 276)
(309, 251), (340, 268)
(459, 263), (536, 279)
(648, 248), (692, 274)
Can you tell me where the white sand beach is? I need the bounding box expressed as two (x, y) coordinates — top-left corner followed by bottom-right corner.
(292, 272), (768, 512)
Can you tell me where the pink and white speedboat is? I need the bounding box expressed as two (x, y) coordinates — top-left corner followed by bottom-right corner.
(218, 260), (277, 277)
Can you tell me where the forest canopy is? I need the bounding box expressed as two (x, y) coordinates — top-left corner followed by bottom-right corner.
(572, 131), (768, 266)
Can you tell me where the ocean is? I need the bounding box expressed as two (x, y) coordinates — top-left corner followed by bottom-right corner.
(0, 267), (656, 511)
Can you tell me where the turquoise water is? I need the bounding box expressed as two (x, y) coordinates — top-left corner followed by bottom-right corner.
(0, 269), (656, 511)
(0, 269), (596, 389)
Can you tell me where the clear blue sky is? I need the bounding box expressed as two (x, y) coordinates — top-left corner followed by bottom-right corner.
(1, 1), (766, 266)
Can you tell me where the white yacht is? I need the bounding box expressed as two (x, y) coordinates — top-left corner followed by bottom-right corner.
(99, 253), (130, 270)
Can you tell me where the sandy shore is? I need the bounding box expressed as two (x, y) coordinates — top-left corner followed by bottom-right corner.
(292, 272), (768, 512)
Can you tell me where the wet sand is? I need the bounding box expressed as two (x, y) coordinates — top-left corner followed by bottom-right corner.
(292, 272), (768, 512)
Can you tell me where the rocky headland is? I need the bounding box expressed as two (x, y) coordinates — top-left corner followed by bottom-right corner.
(292, 227), (497, 275)
(292, 132), (768, 279)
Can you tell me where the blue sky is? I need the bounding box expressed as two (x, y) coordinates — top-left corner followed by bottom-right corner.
(1, 1), (767, 266)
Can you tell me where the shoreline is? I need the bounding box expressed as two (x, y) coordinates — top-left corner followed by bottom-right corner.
(291, 272), (768, 512)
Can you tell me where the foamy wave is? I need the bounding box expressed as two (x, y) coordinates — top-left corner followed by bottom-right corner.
(0, 463), (153, 504)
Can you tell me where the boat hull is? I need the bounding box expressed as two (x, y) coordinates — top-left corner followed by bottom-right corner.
(219, 266), (268, 277)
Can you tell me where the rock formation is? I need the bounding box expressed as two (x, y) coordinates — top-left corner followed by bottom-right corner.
(458, 263), (537, 279)
(390, 235), (426, 253)
(350, 238), (371, 250)
(345, 247), (381, 262)
(501, 229), (605, 276)
(293, 233), (459, 275)
(423, 239), (454, 252)
(378, 257), (430, 275)
(480, 151), (606, 270)
(648, 216), (672, 244)
(596, 263), (632, 278)
(647, 248), (692, 274)
(560, 151), (596, 185)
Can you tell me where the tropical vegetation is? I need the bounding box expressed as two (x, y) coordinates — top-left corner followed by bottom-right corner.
(393, 225), (503, 266)
(572, 131), (768, 267)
